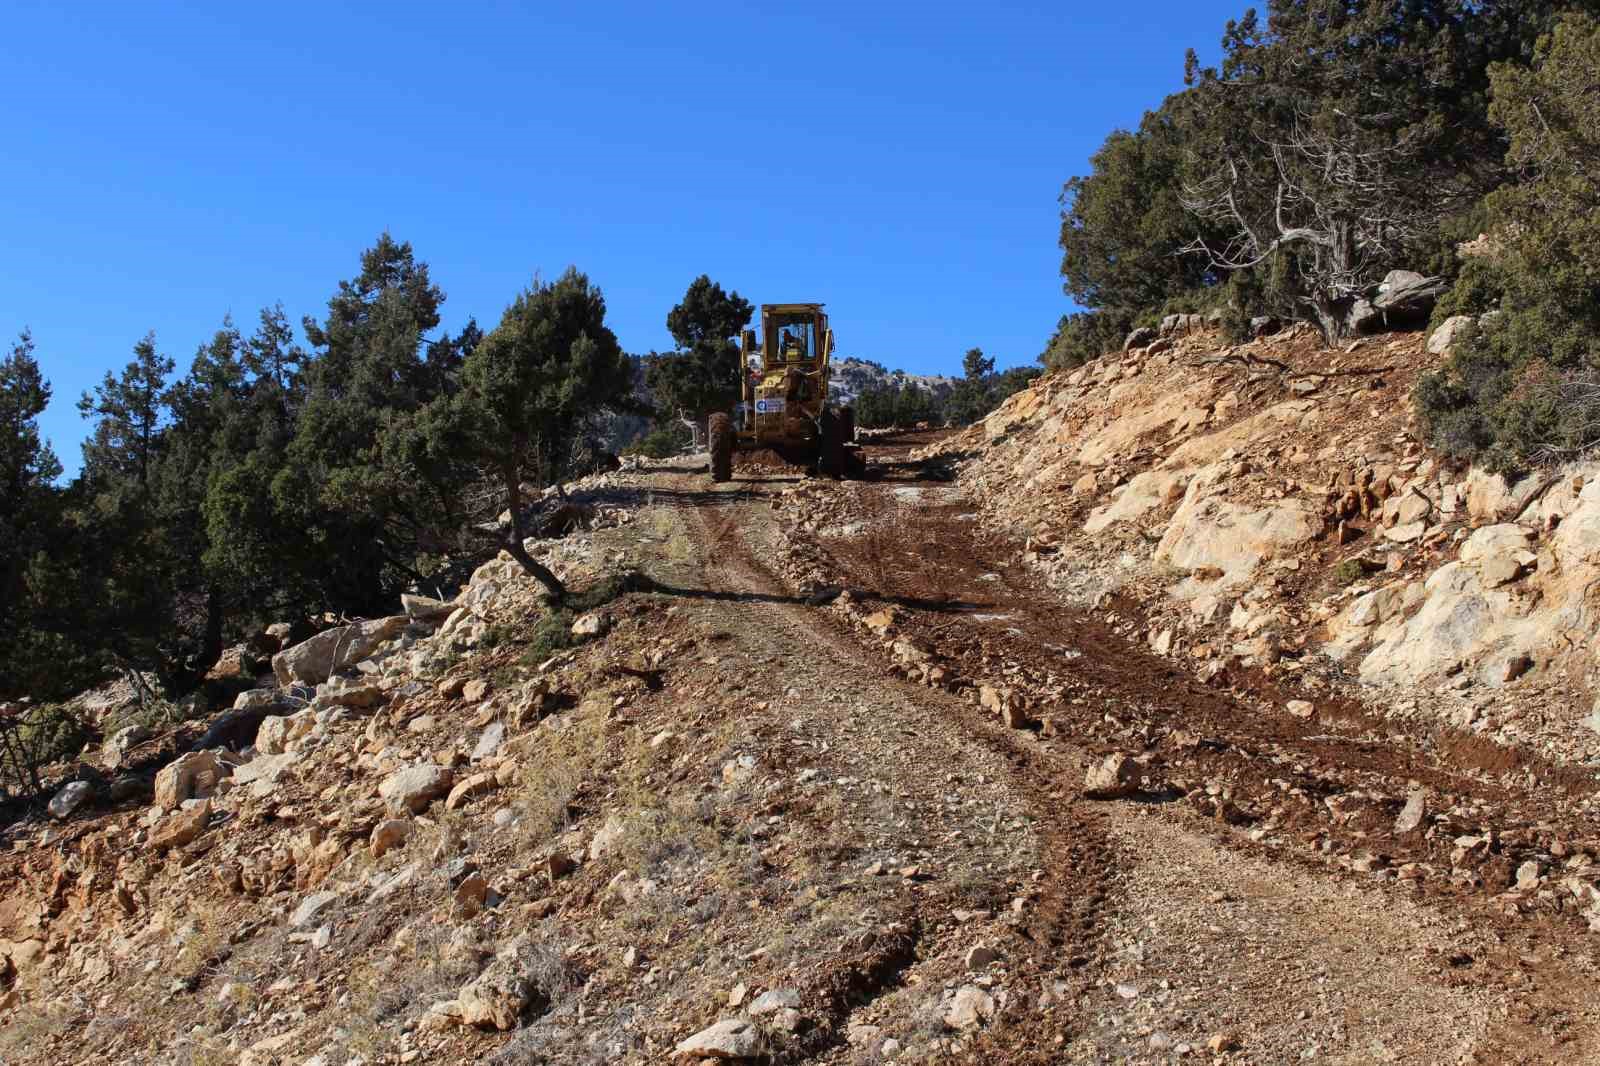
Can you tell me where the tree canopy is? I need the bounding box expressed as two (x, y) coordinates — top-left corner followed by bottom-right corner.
(644, 275), (753, 428)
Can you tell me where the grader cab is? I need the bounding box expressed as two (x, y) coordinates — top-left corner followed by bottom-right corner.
(707, 302), (857, 481)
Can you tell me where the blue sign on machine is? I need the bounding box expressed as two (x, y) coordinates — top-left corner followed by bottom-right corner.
(755, 398), (785, 415)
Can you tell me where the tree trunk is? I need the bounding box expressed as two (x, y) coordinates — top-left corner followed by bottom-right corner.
(502, 463), (566, 601)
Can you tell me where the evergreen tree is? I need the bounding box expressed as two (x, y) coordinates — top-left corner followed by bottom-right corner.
(276, 234), (454, 614)
(0, 331), (77, 700)
(439, 268), (632, 599)
(1416, 12), (1600, 468)
(644, 275), (753, 429)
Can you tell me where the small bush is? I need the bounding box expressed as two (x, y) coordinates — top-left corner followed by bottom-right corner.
(1331, 559), (1367, 586)
(622, 423), (690, 459)
(0, 703), (90, 798)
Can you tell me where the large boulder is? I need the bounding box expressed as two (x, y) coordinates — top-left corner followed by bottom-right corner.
(1123, 326), (1158, 351)
(154, 751), (230, 811)
(1427, 314), (1475, 356)
(47, 780), (94, 821)
(271, 616), (407, 686)
(1369, 270), (1447, 330)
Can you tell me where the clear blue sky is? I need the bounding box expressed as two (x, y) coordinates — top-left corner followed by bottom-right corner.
(3, 1), (1233, 472)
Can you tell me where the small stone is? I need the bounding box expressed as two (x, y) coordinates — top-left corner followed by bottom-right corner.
(1384, 521), (1425, 544)
(1208, 1031), (1240, 1053)
(547, 853), (577, 882)
(571, 612), (608, 638)
(1516, 860), (1543, 891)
(150, 800), (211, 851)
(48, 780), (94, 821)
(726, 982), (747, 1009)
(455, 872), (489, 916)
(1083, 752), (1140, 799)
(457, 960), (533, 1030)
(290, 890), (340, 929)
(437, 676), (467, 699)
(1394, 790), (1426, 834)
(674, 1018), (761, 1059)
(378, 764), (453, 815)
(445, 772), (497, 811)
(370, 819), (411, 859)
(462, 679), (491, 703)
(472, 722), (506, 761)
(847, 1023), (882, 1046)
(944, 984), (995, 1029)
(964, 945), (999, 970)
(1285, 699), (1314, 719)
(747, 987), (800, 1015)
(1500, 654), (1534, 683)
(1481, 554), (1523, 588)
(588, 814), (626, 861)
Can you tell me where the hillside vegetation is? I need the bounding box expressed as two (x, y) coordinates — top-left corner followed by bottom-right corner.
(1049, 3), (1600, 472)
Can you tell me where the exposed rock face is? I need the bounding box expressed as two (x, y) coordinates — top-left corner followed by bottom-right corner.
(271, 615), (408, 686)
(1156, 494), (1322, 591)
(289, 890), (339, 929)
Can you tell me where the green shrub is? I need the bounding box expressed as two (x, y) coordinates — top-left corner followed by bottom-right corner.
(1331, 559), (1367, 586)
(623, 424), (690, 459)
(0, 703), (90, 797)
(1414, 14), (1600, 472)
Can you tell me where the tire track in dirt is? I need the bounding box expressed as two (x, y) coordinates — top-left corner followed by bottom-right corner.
(778, 434), (1600, 1062)
(663, 470), (1125, 1062)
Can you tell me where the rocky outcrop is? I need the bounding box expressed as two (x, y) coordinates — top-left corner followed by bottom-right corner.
(922, 321), (1600, 751)
(272, 615), (408, 686)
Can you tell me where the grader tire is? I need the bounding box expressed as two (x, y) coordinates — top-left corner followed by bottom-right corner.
(708, 413), (734, 482)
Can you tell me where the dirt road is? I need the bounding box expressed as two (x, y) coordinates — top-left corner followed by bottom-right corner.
(634, 431), (1600, 1064)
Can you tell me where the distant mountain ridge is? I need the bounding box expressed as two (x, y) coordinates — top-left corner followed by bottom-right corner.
(828, 357), (955, 405)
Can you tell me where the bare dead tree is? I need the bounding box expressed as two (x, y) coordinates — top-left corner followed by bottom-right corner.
(1181, 117), (1429, 345)
(677, 407), (705, 449)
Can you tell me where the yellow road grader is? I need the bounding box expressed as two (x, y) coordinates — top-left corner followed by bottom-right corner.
(707, 302), (858, 481)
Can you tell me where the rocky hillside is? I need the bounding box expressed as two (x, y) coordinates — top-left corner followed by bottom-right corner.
(10, 393), (1600, 1064)
(828, 359), (954, 406)
(925, 319), (1600, 763)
